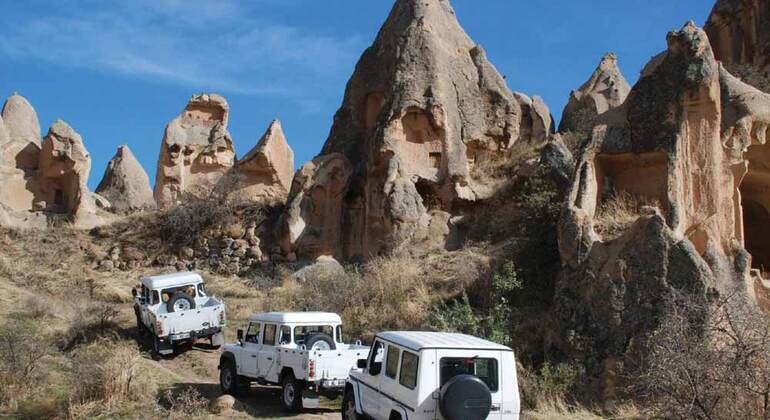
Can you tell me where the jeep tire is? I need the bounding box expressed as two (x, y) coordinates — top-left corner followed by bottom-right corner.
(439, 374), (492, 420)
(220, 360), (240, 395)
(167, 292), (195, 313)
(305, 332), (336, 351)
(342, 388), (362, 420)
(281, 373), (303, 412)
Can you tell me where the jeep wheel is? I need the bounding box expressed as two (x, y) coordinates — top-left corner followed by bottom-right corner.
(305, 332), (336, 351)
(167, 292), (195, 313)
(281, 373), (303, 412)
(220, 361), (240, 395)
(342, 388), (361, 420)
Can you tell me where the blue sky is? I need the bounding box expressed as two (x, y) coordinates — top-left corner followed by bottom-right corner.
(0, 0), (712, 190)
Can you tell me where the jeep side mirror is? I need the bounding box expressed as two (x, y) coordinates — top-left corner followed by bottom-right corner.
(237, 329), (244, 343)
(131, 288), (137, 297)
(357, 359), (367, 369)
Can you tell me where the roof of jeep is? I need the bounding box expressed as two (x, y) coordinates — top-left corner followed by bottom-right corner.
(248, 312), (342, 324)
(141, 272), (203, 290)
(377, 331), (512, 352)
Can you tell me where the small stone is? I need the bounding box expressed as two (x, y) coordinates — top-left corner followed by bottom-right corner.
(209, 394), (235, 414)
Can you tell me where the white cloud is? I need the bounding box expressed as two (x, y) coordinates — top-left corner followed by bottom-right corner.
(0, 0), (362, 101)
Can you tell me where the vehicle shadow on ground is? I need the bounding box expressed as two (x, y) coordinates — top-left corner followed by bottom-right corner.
(170, 382), (339, 418)
(133, 327), (220, 360)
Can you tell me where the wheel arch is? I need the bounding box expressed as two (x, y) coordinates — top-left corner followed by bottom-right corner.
(279, 366), (296, 382)
(219, 351), (236, 370)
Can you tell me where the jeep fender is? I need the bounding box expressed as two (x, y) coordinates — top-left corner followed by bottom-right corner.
(219, 351), (236, 371)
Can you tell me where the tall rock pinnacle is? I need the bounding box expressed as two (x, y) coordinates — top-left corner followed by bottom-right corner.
(280, 0), (544, 261)
(96, 145), (156, 213)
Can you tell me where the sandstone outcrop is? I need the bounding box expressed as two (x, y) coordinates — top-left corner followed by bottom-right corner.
(96, 145), (155, 213)
(706, 0), (770, 75)
(231, 119), (294, 204)
(1, 93), (41, 169)
(280, 0), (549, 261)
(559, 53), (631, 133)
(514, 92), (554, 146)
(37, 120), (99, 227)
(555, 21), (770, 390)
(154, 94), (235, 208)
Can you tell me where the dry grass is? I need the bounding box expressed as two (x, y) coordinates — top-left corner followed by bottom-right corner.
(593, 191), (660, 240)
(269, 248), (488, 340)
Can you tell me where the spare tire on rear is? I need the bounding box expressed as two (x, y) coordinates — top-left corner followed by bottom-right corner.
(305, 332), (336, 350)
(439, 374), (492, 420)
(167, 292), (195, 312)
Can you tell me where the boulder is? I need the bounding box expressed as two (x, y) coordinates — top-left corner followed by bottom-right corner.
(96, 145), (155, 213)
(154, 93), (235, 208)
(559, 53), (630, 133)
(231, 119), (294, 204)
(280, 0), (546, 261)
(209, 394), (236, 414)
(1, 93), (41, 169)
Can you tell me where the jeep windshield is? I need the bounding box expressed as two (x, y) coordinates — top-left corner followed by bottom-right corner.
(440, 357), (499, 392)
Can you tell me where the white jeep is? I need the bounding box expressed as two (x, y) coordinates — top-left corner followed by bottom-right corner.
(218, 312), (370, 411)
(132, 272), (226, 355)
(343, 331), (521, 420)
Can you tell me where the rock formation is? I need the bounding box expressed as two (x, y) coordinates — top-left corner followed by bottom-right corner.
(559, 53), (631, 133)
(706, 0), (770, 75)
(1, 93), (41, 170)
(231, 120), (294, 204)
(514, 92), (554, 146)
(37, 120), (99, 227)
(555, 21), (770, 390)
(279, 0), (549, 261)
(154, 94), (235, 208)
(96, 145), (155, 213)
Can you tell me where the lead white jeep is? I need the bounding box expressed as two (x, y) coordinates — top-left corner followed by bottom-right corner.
(218, 312), (370, 412)
(343, 331), (521, 420)
(132, 272), (226, 355)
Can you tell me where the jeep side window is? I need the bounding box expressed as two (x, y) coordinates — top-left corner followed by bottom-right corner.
(385, 345), (400, 379)
(279, 325), (291, 345)
(367, 340), (384, 375)
(152, 291), (159, 305)
(197, 283), (206, 296)
(245, 322), (261, 344)
(399, 351), (419, 389)
(439, 357), (499, 392)
(263, 324), (277, 346)
(335, 325), (343, 343)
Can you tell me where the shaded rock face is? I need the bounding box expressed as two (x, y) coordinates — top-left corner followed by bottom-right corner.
(231, 119), (294, 204)
(559, 53), (631, 133)
(1, 93), (41, 170)
(706, 0), (770, 75)
(37, 120), (97, 225)
(281, 0), (546, 261)
(154, 94), (235, 208)
(556, 21), (770, 392)
(96, 145), (155, 213)
(279, 153), (353, 260)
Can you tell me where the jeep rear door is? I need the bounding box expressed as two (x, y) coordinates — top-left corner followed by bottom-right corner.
(437, 349), (504, 419)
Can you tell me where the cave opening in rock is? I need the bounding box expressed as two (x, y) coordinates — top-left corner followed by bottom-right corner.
(415, 179), (442, 210)
(739, 143), (770, 272)
(742, 199), (770, 271)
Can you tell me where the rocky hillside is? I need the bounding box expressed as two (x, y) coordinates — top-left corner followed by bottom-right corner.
(2, 0), (770, 418)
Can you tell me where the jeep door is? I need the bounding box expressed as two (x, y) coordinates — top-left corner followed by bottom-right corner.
(240, 322), (261, 377)
(437, 350), (504, 419)
(257, 323), (278, 382)
(358, 339), (386, 416)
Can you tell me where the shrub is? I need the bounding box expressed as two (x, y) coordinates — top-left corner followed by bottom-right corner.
(635, 290), (770, 419)
(66, 340), (155, 418)
(159, 198), (235, 248)
(594, 190), (659, 240)
(0, 317), (54, 408)
(156, 386), (209, 419)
